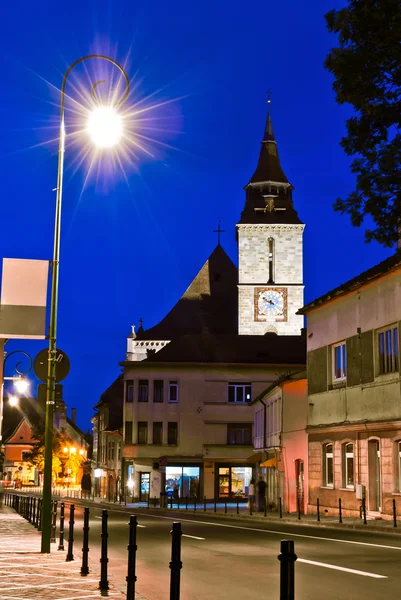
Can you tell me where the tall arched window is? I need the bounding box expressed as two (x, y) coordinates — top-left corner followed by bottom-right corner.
(268, 237), (274, 283)
(342, 442), (354, 488)
(323, 443), (334, 487)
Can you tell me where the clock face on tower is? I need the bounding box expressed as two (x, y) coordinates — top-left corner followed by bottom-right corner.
(254, 287), (287, 322)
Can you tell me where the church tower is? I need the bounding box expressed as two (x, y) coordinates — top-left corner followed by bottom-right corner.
(237, 101), (304, 336)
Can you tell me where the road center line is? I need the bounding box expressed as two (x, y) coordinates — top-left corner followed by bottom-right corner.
(182, 534), (205, 540)
(137, 524), (147, 528)
(128, 511), (401, 551)
(298, 558), (387, 579)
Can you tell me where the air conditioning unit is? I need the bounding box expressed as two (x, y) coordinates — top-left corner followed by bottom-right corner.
(355, 484), (366, 500)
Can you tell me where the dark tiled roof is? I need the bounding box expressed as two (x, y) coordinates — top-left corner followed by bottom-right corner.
(93, 375), (123, 431)
(298, 252), (400, 314)
(138, 332), (306, 365)
(136, 245), (238, 341)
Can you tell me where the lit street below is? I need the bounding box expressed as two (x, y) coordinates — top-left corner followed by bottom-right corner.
(68, 502), (401, 600)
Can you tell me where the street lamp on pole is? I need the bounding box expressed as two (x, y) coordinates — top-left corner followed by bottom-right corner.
(0, 350), (33, 444)
(41, 55), (130, 553)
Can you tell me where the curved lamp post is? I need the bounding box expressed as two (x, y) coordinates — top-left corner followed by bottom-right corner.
(41, 55), (130, 553)
(0, 350), (33, 442)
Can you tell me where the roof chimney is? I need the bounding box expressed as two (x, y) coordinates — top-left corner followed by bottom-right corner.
(71, 408), (76, 425)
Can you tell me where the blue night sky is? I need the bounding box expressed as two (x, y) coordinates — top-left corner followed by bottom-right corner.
(0, 0), (392, 431)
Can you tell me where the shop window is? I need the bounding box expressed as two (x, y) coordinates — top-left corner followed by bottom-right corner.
(153, 422), (163, 445)
(138, 422), (148, 444)
(227, 424), (252, 445)
(323, 443), (334, 487)
(138, 380), (149, 402)
(165, 466), (200, 499)
(378, 326), (399, 374)
(126, 380), (134, 403)
(218, 466), (252, 499)
(125, 421), (133, 444)
(167, 422), (178, 445)
(168, 381), (179, 403)
(332, 342), (346, 381)
(342, 442), (354, 488)
(228, 382), (252, 403)
(154, 380), (164, 403)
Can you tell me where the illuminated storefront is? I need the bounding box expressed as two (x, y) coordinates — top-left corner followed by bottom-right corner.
(217, 465), (253, 499)
(165, 465), (201, 499)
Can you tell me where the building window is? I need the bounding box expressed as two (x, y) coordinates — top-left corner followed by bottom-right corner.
(168, 381), (178, 403)
(138, 422), (148, 444)
(167, 422), (178, 445)
(228, 382), (252, 403)
(154, 380), (164, 403)
(125, 421), (133, 444)
(378, 326), (399, 374)
(126, 380), (134, 403)
(138, 380), (149, 402)
(267, 237), (274, 283)
(332, 342), (346, 381)
(342, 442), (354, 488)
(323, 443), (334, 487)
(227, 424), (252, 445)
(153, 422), (163, 445)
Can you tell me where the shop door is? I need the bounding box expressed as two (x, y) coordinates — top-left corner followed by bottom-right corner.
(295, 460), (304, 514)
(368, 440), (381, 512)
(139, 472), (150, 502)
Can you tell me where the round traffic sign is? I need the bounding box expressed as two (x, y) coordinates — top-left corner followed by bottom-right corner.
(33, 348), (70, 383)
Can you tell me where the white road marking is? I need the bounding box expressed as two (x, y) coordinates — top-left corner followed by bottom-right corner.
(129, 511), (401, 552)
(182, 534), (205, 540)
(298, 558), (387, 579)
(137, 524), (147, 528)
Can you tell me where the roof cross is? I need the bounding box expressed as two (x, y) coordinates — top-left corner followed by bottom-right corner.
(213, 218), (225, 246)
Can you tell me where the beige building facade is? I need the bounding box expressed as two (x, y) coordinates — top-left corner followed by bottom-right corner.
(299, 253), (401, 518)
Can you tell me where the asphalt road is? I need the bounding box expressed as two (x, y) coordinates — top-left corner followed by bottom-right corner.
(64, 502), (401, 600)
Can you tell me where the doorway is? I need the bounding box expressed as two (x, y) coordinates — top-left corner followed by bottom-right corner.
(368, 440), (381, 512)
(295, 459), (304, 514)
(139, 472), (150, 502)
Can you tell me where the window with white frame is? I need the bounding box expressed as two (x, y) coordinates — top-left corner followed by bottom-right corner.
(168, 381), (179, 403)
(342, 442), (354, 488)
(254, 407), (264, 449)
(266, 397), (281, 448)
(323, 443), (334, 487)
(332, 342), (346, 381)
(228, 382), (252, 403)
(378, 326), (399, 374)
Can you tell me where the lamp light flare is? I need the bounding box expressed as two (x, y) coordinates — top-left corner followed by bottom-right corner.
(8, 395), (19, 407)
(87, 106), (123, 148)
(14, 377), (29, 394)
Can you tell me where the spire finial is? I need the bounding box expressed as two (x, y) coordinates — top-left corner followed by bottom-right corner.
(213, 218), (225, 246)
(138, 317), (143, 330)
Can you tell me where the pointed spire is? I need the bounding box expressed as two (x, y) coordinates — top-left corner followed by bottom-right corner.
(263, 91), (275, 143)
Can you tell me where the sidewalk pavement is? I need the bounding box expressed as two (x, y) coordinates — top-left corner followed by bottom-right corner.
(0, 504), (145, 600)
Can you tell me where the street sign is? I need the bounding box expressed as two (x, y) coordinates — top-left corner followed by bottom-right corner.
(33, 348), (70, 383)
(159, 456), (167, 467)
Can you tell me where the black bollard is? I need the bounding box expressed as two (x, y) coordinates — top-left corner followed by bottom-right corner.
(225, 498), (227, 514)
(264, 497), (267, 517)
(58, 502), (65, 551)
(51, 501), (58, 543)
(237, 498), (239, 515)
(297, 496), (301, 520)
(362, 497), (367, 525)
(338, 498), (342, 524)
(185, 496), (188, 511)
(99, 509), (109, 590)
(28, 497), (32, 523)
(317, 498), (320, 522)
(35, 498), (41, 529)
(147, 494), (150, 510)
(279, 497), (283, 519)
(169, 522), (182, 600)
(214, 497), (217, 513)
(204, 496), (206, 512)
(81, 507), (90, 576)
(393, 498), (397, 528)
(38, 499), (42, 532)
(126, 515), (138, 600)
(250, 499), (253, 516)
(66, 504), (75, 561)
(32, 498), (37, 527)
(278, 540), (297, 600)
(194, 498), (196, 512)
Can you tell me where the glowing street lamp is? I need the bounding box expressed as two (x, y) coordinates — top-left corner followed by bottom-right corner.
(41, 55), (130, 553)
(14, 377), (29, 395)
(8, 396), (19, 407)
